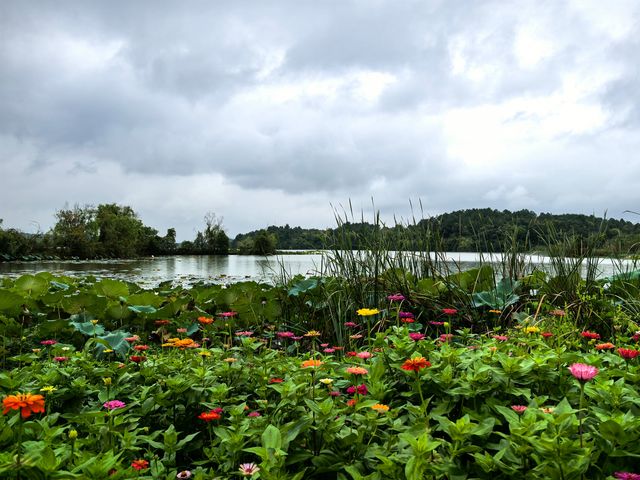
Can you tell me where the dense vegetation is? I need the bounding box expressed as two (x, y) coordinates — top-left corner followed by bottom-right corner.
(2, 241), (640, 478)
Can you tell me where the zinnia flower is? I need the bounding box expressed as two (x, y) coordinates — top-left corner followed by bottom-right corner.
(614, 472), (640, 480)
(550, 309), (566, 317)
(511, 405), (527, 414)
(133, 345), (149, 351)
(524, 326), (540, 334)
(304, 330), (321, 337)
(387, 294), (405, 302)
(541, 332), (554, 338)
(401, 357), (431, 372)
(131, 459), (149, 471)
(618, 348), (640, 360)
(239, 462), (260, 476)
(53, 356), (69, 362)
(217, 311), (238, 317)
(568, 363), (598, 382)
(409, 333), (425, 341)
(247, 411), (261, 417)
(492, 335), (508, 342)
(103, 400), (126, 410)
(40, 339), (57, 346)
(442, 308), (457, 315)
(429, 321), (444, 326)
(301, 359), (323, 368)
(371, 403), (390, 412)
(595, 343), (615, 350)
(356, 308), (379, 316)
(154, 319), (171, 326)
(124, 335), (140, 343)
(343, 322), (358, 328)
(323, 348), (335, 353)
(277, 331), (295, 338)
(439, 334), (453, 342)
(235, 331), (253, 337)
(346, 384), (368, 395)
(176, 471), (193, 479)
(130, 355), (146, 363)
(2, 393), (45, 418)
(198, 316), (213, 324)
(269, 378), (284, 384)
(346, 366), (368, 375)
(40, 386), (56, 393)
(356, 351), (372, 359)
(581, 331), (600, 340)
(198, 410), (221, 422)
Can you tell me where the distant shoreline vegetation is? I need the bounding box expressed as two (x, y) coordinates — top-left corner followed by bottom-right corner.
(2, 205), (640, 262)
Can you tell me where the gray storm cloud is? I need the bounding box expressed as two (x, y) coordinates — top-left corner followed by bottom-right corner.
(1, 0), (640, 239)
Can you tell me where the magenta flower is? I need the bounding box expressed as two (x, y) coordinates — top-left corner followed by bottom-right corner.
(329, 390), (341, 397)
(442, 308), (458, 315)
(343, 322), (359, 328)
(218, 311), (238, 318)
(511, 405), (527, 414)
(615, 473), (640, 480)
(247, 411), (261, 417)
(40, 339), (57, 346)
(387, 294), (405, 302)
(429, 321), (445, 326)
(439, 334), (454, 342)
(398, 311), (414, 319)
(103, 400), (126, 410)
(277, 331), (295, 339)
(346, 384), (368, 395)
(409, 333), (426, 341)
(323, 348), (336, 354)
(568, 363), (598, 382)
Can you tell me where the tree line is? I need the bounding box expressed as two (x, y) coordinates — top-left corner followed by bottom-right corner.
(3, 206), (640, 261)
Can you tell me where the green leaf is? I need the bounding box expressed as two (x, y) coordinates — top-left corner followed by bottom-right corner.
(14, 274), (49, 297)
(262, 424), (282, 450)
(94, 279), (129, 298)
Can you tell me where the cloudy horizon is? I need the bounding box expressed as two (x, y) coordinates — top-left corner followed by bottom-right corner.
(2, 0), (640, 240)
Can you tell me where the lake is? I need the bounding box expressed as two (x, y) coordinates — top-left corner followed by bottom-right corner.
(0, 252), (635, 287)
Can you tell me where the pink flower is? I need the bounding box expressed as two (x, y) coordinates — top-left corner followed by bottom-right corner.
(238, 462), (260, 476)
(103, 400), (126, 410)
(511, 405), (527, 414)
(568, 363), (598, 382)
(291, 336), (303, 341)
(176, 471), (193, 479)
(343, 322), (359, 328)
(217, 311), (238, 318)
(429, 321), (444, 326)
(356, 351), (372, 359)
(53, 356), (69, 362)
(615, 473), (640, 480)
(492, 335), (508, 342)
(277, 331), (295, 338)
(323, 348), (336, 354)
(439, 334), (454, 342)
(409, 333), (425, 341)
(387, 294), (405, 302)
(40, 339), (57, 346)
(176, 328), (187, 333)
(247, 411), (261, 417)
(398, 311), (414, 319)
(236, 331), (253, 337)
(320, 343), (329, 348)
(442, 308), (458, 315)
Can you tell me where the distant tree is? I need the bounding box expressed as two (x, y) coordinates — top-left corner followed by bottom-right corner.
(252, 229), (277, 255)
(95, 204), (150, 258)
(52, 205), (99, 258)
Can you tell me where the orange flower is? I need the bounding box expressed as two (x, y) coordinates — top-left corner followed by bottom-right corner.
(2, 393), (45, 419)
(401, 356), (431, 372)
(595, 342), (615, 350)
(346, 398), (357, 407)
(198, 316), (214, 325)
(371, 403), (390, 413)
(301, 359), (323, 368)
(346, 366), (368, 375)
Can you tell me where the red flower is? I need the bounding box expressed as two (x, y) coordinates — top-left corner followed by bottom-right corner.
(133, 345), (149, 351)
(198, 410), (221, 422)
(541, 332), (554, 338)
(269, 378), (284, 384)
(618, 348), (640, 360)
(442, 308), (458, 315)
(581, 331), (600, 340)
(131, 459), (149, 471)
(129, 355), (146, 363)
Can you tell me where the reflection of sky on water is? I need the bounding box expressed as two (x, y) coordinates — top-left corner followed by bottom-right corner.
(0, 252), (637, 288)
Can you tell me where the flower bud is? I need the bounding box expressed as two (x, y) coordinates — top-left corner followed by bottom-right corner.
(69, 429), (78, 440)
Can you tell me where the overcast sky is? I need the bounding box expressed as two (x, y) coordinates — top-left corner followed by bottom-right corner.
(2, 0), (640, 240)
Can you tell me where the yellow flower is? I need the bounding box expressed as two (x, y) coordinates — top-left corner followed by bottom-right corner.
(199, 350), (212, 357)
(356, 308), (380, 316)
(371, 403), (390, 413)
(223, 357), (237, 363)
(90, 320), (100, 325)
(319, 378), (333, 385)
(304, 330), (321, 337)
(103, 378), (112, 386)
(488, 309), (502, 314)
(68, 429), (78, 440)
(32, 348), (41, 353)
(103, 349), (114, 353)
(40, 386), (57, 393)
(524, 326), (540, 334)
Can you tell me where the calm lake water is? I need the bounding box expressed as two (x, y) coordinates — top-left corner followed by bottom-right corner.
(0, 252), (635, 287)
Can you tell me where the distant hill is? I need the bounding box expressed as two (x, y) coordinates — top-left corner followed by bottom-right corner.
(232, 208), (640, 254)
